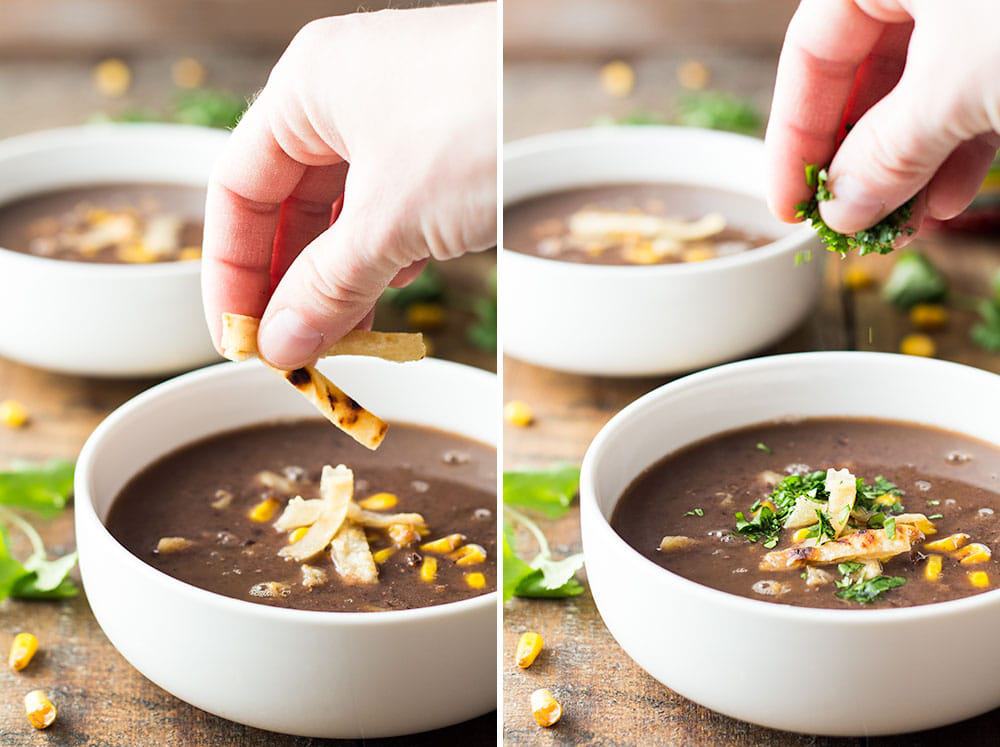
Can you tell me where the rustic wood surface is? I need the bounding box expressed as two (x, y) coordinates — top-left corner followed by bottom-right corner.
(502, 51), (1000, 745)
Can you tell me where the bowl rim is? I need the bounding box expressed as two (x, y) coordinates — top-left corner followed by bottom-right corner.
(502, 125), (818, 277)
(75, 356), (498, 627)
(0, 122), (228, 279)
(581, 350), (1000, 626)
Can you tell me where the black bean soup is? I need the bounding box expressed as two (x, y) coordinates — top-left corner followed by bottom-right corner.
(503, 183), (775, 265)
(106, 421), (496, 612)
(0, 183), (204, 264)
(612, 418), (1000, 609)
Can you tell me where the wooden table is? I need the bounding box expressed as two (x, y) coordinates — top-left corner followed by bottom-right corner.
(502, 52), (1000, 745)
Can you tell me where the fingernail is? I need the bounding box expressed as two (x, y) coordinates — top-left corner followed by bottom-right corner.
(818, 174), (886, 233)
(258, 308), (323, 368)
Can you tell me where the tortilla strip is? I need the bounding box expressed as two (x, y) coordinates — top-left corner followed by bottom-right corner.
(279, 465), (353, 562)
(273, 497), (426, 532)
(568, 210), (726, 242)
(330, 521), (378, 585)
(759, 525), (922, 572)
(347, 504), (427, 530)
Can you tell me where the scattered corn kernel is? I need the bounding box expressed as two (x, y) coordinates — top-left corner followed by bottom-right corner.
(373, 547), (396, 564)
(464, 572), (486, 589)
(924, 533), (970, 553)
(531, 688), (562, 728)
(953, 542), (992, 565)
(117, 243), (157, 263)
(682, 246), (716, 263)
(171, 57), (206, 89)
(968, 570), (991, 589)
(910, 303), (949, 331)
(24, 690), (56, 730)
(677, 59), (710, 90)
(155, 536), (192, 554)
(0, 400), (29, 428)
(516, 631), (544, 669)
(449, 543), (487, 566)
(248, 497), (280, 523)
(504, 400), (534, 427)
(388, 523), (421, 547)
(93, 58), (131, 97)
(622, 242), (660, 265)
(9, 633), (38, 672)
(420, 556), (438, 582)
(288, 526), (309, 544)
(924, 554), (943, 582)
(359, 492), (399, 511)
(842, 265), (875, 290)
(600, 60), (635, 97)
(791, 527), (812, 544)
(178, 246), (202, 261)
(406, 302), (446, 330)
(421, 533), (466, 554)
(900, 333), (935, 358)
(874, 494), (898, 507)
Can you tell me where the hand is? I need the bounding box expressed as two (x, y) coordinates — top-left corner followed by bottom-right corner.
(765, 0), (1000, 240)
(201, 3), (497, 368)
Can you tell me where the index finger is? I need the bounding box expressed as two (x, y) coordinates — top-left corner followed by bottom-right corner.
(764, 0), (886, 221)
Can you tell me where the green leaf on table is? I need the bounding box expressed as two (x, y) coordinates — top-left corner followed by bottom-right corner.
(503, 517), (586, 603)
(12, 575), (79, 600)
(502, 524), (536, 603)
(172, 88), (248, 130)
(503, 465), (581, 519)
(23, 551), (78, 593)
(970, 269), (1000, 352)
(882, 251), (948, 309)
(0, 460), (75, 516)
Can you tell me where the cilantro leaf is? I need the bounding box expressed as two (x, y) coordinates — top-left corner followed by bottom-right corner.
(836, 575), (906, 604)
(882, 251), (948, 309)
(804, 509), (836, 544)
(684, 507), (704, 517)
(755, 442), (772, 454)
(503, 465), (580, 519)
(674, 91), (762, 136)
(0, 460), (75, 517)
(503, 509), (586, 603)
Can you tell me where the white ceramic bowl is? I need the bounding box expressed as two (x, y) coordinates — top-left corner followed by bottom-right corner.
(75, 357), (497, 738)
(0, 124), (227, 377)
(502, 127), (824, 376)
(581, 352), (1000, 736)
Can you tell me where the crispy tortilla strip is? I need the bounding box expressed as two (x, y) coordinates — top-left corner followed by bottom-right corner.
(759, 525), (922, 572)
(279, 465), (353, 562)
(783, 496), (827, 529)
(568, 209), (726, 242)
(221, 312), (259, 361)
(330, 521), (378, 585)
(274, 497), (426, 532)
(256, 470), (298, 496)
(825, 468), (857, 538)
(347, 504), (426, 530)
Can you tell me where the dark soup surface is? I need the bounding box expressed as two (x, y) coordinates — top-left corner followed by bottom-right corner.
(0, 183), (204, 264)
(611, 418), (1000, 609)
(503, 183), (775, 265)
(106, 420), (496, 612)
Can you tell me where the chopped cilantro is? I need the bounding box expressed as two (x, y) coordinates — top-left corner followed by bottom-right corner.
(928, 513), (944, 520)
(835, 573), (906, 604)
(804, 509), (836, 544)
(684, 507), (705, 517)
(755, 442), (772, 454)
(674, 91), (763, 136)
(884, 516), (896, 540)
(927, 499), (941, 506)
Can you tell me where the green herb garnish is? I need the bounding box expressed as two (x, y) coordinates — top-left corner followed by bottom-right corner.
(466, 267), (497, 351)
(593, 111), (669, 127)
(503, 508), (584, 603)
(503, 465), (581, 519)
(674, 91), (762, 135)
(927, 499), (940, 506)
(91, 88), (248, 130)
(835, 572), (906, 604)
(804, 509), (836, 544)
(928, 513), (944, 520)
(883, 515), (896, 539)
(684, 507), (705, 517)
(755, 442), (772, 454)
(0, 460), (75, 517)
(882, 251), (948, 309)
(381, 262), (445, 308)
(971, 269), (1000, 352)
(0, 509), (78, 603)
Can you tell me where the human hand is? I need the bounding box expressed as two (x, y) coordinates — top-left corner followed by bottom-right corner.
(201, 3), (496, 368)
(766, 0), (1000, 241)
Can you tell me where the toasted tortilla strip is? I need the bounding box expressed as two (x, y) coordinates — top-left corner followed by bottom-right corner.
(568, 209), (726, 242)
(330, 521), (378, 585)
(347, 504), (426, 530)
(273, 496), (323, 532)
(759, 525), (922, 572)
(279, 465), (353, 562)
(825, 468), (856, 538)
(221, 312), (259, 361)
(783, 496), (828, 529)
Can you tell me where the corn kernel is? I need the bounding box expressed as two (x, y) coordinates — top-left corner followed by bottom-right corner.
(677, 59), (710, 90)
(968, 570), (990, 589)
(178, 246), (202, 261)
(504, 400), (534, 427)
(874, 494), (898, 507)
(373, 547), (396, 564)
(900, 333), (935, 358)
(953, 542), (992, 565)
(791, 527), (811, 544)
(531, 688), (562, 728)
(0, 400), (29, 428)
(910, 303), (949, 331)
(171, 57), (206, 89)
(24, 690), (56, 730)
(406, 302), (446, 330)
(93, 58), (131, 97)
(248, 497), (280, 523)
(9, 633), (38, 671)
(464, 572), (486, 589)
(117, 243), (157, 263)
(924, 533), (970, 553)
(288, 526), (308, 544)
(449, 543), (487, 566)
(600, 60), (635, 97)
(842, 265), (874, 290)
(924, 554), (943, 582)
(359, 492), (399, 511)
(388, 523), (421, 547)
(421, 533), (466, 554)
(682, 246), (716, 263)
(516, 631), (544, 669)
(420, 556), (437, 582)
(622, 242), (660, 265)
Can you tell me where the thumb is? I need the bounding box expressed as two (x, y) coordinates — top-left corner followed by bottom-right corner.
(257, 207), (404, 369)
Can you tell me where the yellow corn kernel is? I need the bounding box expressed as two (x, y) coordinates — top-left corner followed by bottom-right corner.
(682, 246), (716, 263)
(910, 303), (949, 331)
(118, 243), (157, 263)
(677, 59), (710, 91)
(373, 547), (396, 565)
(531, 688), (563, 728)
(504, 400), (535, 427)
(359, 492), (399, 511)
(791, 527), (812, 544)
(420, 556), (437, 583)
(968, 570), (991, 589)
(178, 246), (202, 261)
(288, 526), (308, 544)
(388, 523), (421, 547)
(924, 533), (970, 553)
(449, 543), (487, 566)
(464, 572), (486, 589)
(622, 241), (661, 265)
(93, 58), (131, 97)
(753, 499), (776, 517)
(874, 494), (898, 507)
(600, 60), (635, 98)
(900, 333), (935, 358)
(516, 631), (544, 669)
(924, 554), (943, 582)
(0, 400), (29, 428)
(421, 533), (466, 554)
(171, 57), (206, 89)
(8, 633), (38, 672)
(842, 265), (874, 290)
(954, 542), (992, 565)
(406, 302), (446, 330)
(24, 690), (56, 730)
(248, 497), (280, 523)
